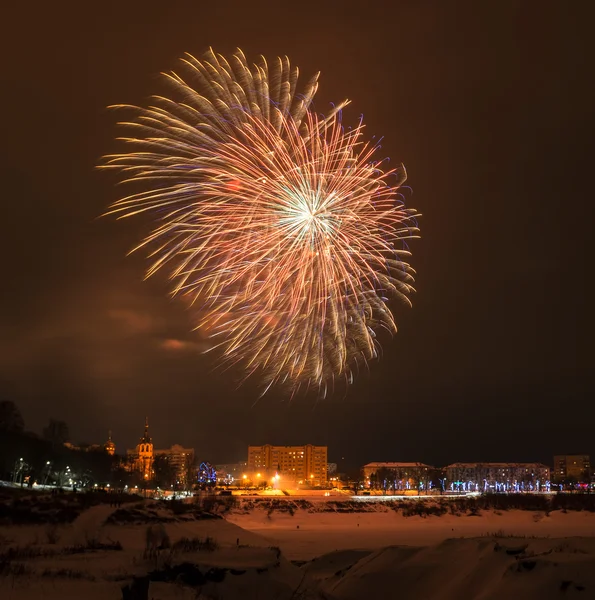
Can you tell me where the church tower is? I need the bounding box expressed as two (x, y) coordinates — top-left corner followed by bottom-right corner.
(136, 417), (154, 481)
(104, 430), (116, 456)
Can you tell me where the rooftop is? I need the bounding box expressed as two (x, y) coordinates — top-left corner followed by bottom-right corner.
(363, 462), (433, 469)
(446, 462), (550, 469)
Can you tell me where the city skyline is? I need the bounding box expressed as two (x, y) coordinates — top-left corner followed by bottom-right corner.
(3, 400), (591, 490)
(10, 411), (588, 478)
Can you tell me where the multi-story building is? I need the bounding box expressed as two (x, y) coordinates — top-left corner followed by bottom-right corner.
(155, 444), (195, 487)
(362, 462), (434, 491)
(553, 455), (591, 483)
(445, 463), (550, 493)
(247, 444), (328, 486)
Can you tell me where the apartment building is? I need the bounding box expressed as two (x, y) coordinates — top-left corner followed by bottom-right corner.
(247, 444), (328, 486)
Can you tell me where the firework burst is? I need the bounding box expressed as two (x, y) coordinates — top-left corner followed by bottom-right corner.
(101, 48), (419, 395)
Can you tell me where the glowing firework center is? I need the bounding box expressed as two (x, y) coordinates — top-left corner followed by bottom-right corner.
(103, 49), (419, 394)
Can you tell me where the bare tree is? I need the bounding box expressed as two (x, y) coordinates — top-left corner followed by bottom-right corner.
(43, 419), (70, 446)
(153, 454), (175, 490)
(183, 453), (196, 492)
(0, 400), (24, 432)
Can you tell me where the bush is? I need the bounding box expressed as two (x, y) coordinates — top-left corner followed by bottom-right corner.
(0, 545), (55, 562)
(107, 507), (173, 525)
(398, 501), (448, 518)
(149, 562), (207, 586)
(0, 559), (30, 578)
(171, 536), (218, 553)
(198, 495), (217, 513)
(552, 494), (595, 512)
(63, 539), (123, 554)
(218, 496), (238, 513)
(45, 524), (61, 544)
(169, 499), (192, 515)
(0, 497), (81, 525)
(41, 568), (94, 580)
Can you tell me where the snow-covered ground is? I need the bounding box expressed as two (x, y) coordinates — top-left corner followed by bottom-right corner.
(303, 537), (595, 599)
(227, 505), (595, 560)
(3, 496), (595, 598)
(1, 502), (307, 599)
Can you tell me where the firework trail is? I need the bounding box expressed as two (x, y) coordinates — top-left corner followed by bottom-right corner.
(101, 48), (419, 396)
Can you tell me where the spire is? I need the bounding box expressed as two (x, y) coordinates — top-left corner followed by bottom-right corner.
(140, 417), (152, 444)
(105, 429), (115, 455)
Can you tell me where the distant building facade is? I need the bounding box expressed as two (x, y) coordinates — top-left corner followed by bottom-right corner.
(363, 462), (434, 491)
(553, 455), (591, 483)
(247, 444), (328, 486)
(63, 442), (100, 452)
(156, 444), (195, 487)
(63, 431), (115, 456)
(445, 463), (550, 493)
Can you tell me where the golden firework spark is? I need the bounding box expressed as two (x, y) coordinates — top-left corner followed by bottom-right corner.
(101, 48), (419, 396)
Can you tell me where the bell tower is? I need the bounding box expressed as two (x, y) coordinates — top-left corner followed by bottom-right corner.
(105, 430), (116, 456)
(137, 417), (154, 481)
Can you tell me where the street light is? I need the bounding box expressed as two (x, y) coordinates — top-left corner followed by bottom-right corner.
(42, 461), (52, 486)
(13, 458), (24, 485)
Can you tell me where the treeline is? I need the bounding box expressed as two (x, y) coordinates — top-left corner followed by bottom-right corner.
(0, 400), (122, 487)
(0, 429), (121, 486)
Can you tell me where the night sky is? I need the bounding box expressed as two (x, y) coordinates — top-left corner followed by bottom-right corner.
(1, 2), (592, 472)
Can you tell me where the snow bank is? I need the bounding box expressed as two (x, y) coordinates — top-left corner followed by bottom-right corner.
(4, 498), (595, 599)
(0, 502), (309, 599)
(318, 537), (595, 599)
(227, 505), (595, 560)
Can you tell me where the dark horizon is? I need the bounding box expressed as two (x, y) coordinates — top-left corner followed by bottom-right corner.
(1, 2), (592, 473)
